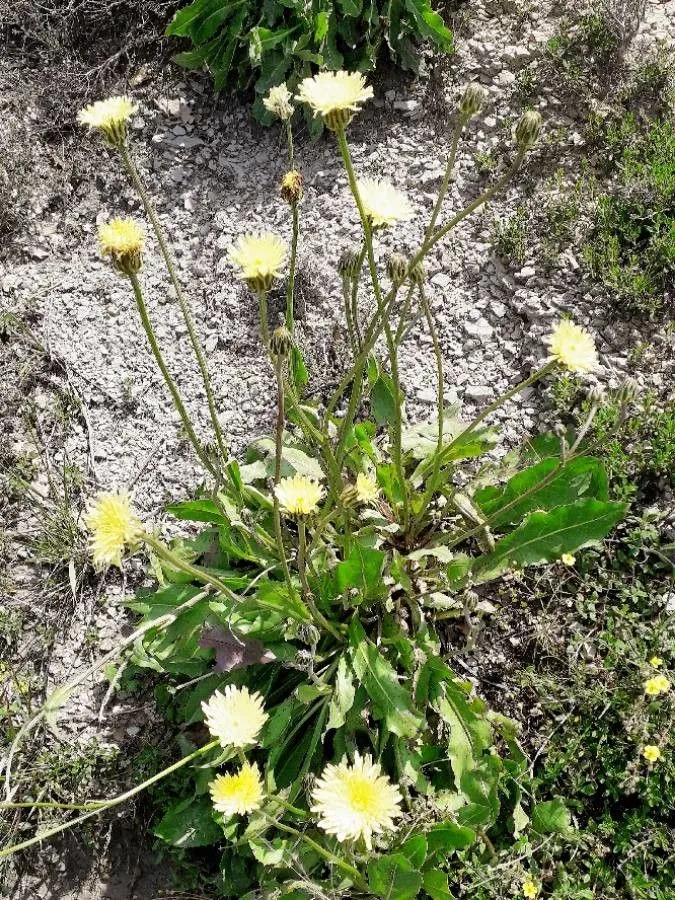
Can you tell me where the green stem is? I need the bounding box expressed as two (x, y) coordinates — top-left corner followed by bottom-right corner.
(273, 355), (296, 601)
(342, 273), (358, 354)
(128, 273), (216, 477)
(394, 282), (417, 346)
(286, 203), (299, 333)
(263, 814), (368, 891)
(120, 143), (229, 473)
(349, 242), (367, 352)
(258, 289), (271, 350)
(297, 520), (343, 641)
(0, 740), (220, 859)
(425, 114), (467, 241)
(286, 118), (295, 170)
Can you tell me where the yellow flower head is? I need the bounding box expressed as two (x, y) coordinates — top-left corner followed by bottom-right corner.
(98, 218), (144, 276)
(522, 877), (539, 899)
(650, 656), (663, 667)
(280, 170), (304, 205)
(202, 685), (268, 749)
(355, 473), (379, 505)
(311, 752), (402, 849)
(209, 762), (264, 817)
(545, 320), (599, 374)
(229, 232), (287, 293)
(642, 744), (661, 763)
(654, 674), (670, 693)
(357, 178), (414, 228)
(85, 491), (142, 570)
(263, 84), (294, 121)
(561, 552), (576, 566)
(275, 474), (325, 517)
(78, 96), (137, 146)
(644, 675), (670, 696)
(296, 70), (374, 131)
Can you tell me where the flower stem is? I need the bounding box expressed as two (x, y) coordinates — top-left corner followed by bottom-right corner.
(297, 520), (342, 641)
(425, 114), (467, 241)
(273, 355), (297, 601)
(286, 203), (299, 333)
(119, 143), (230, 474)
(258, 289), (271, 350)
(128, 273), (217, 478)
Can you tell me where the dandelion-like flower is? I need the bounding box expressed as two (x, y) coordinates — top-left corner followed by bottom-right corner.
(649, 656), (663, 667)
(275, 474), (325, 517)
(229, 233), (287, 293)
(98, 218), (144, 276)
(561, 553), (576, 566)
(280, 170), (303, 205)
(209, 762), (264, 817)
(545, 320), (599, 374)
(296, 71), (373, 131)
(642, 745), (661, 763)
(522, 877), (539, 899)
(644, 675), (670, 696)
(78, 96), (137, 147)
(357, 178), (414, 229)
(202, 685), (268, 749)
(263, 84), (294, 121)
(355, 473), (379, 505)
(311, 753), (402, 849)
(85, 491), (143, 570)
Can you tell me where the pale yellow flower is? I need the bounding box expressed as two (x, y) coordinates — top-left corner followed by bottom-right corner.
(644, 675), (670, 696)
(545, 320), (599, 374)
(296, 70), (373, 131)
(275, 474), (325, 517)
(642, 745), (661, 763)
(650, 656), (663, 667)
(654, 675), (670, 693)
(311, 753), (402, 849)
(85, 491), (142, 570)
(263, 84), (294, 121)
(98, 218), (144, 275)
(202, 685), (268, 749)
(78, 96), (136, 146)
(357, 178), (414, 228)
(229, 232), (287, 292)
(209, 762), (264, 817)
(355, 473), (379, 505)
(561, 552), (576, 566)
(522, 877), (539, 899)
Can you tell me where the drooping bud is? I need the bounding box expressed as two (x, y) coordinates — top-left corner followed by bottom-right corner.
(386, 253), (408, 284)
(409, 260), (426, 286)
(280, 170), (304, 205)
(338, 248), (363, 279)
(515, 110), (542, 149)
(617, 376), (639, 406)
(270, 325), (293, 359)
(587, 384), (605, 405)
(460, 82), (487, 121)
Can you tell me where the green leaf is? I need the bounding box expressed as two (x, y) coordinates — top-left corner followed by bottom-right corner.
(290, 345), (309, 393)
(471, 499), (628, 583)
(371, 374), (398, 426)
(426, 821), (475, 854)
(166, 498), (226, 524)
(348, 619), (422, 738)
(399, 834), (427, 867)
(327, 655), (356, 730)
(403, 0), (454, 49)
(253, 439), (325, 481)
(335, 543), (386, 602)
(368, 854), (422, 900)
(155, 797), (222, 847)
(531, 798), (572, 835)
(474, 457), (609, 529)
(422, 870), (453, 900)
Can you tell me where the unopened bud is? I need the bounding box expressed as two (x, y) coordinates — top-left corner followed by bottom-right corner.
(338, 248), (363, 279)
(409, 261), (426, 286)
(386, 253), (408, 284)
(270, 325), (293, 358)
(460, 82), (487, 120)
(587, 384), (605, 405)
(339, 485), (360, 508)
(280, 170), (303, 205)
(618, 376), (639, 405)
(515, 110), (542, 149)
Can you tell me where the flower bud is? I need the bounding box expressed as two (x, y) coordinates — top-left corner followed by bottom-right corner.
(460, 83), (487, 120)
(587, 384), (605, 405)
(339, 485), (360, 508)
(386, 253), (408, 284)
(338, 248), (363, 279)
(515, 110), (542, 149)
(409, 261), (426, 286)
(270, 325), (293, 359)
(263, 84), (294, 121)
(280, 170), (303, 205)
(617, 376), (639, 406)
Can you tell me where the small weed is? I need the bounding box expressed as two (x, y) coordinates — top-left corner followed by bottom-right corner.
(492, 205), (529, 266)
(474, 149), (498, 175)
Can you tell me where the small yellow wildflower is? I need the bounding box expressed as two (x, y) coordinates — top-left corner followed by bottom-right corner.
(311, 753), (402, 849)
(654, 674), (671, 693)
(202, 685), (268, 749)
(78, 96), (136, 146)
(355, 473), (379, 505)
(642, 745), (661, 763)
(229, 232), (287, 293)
(275, 474), (325, 517)
(545, 320), (599, 374)
(296, 70), (373, 131)
(522, 877), (539, 898)
(209, 762), (264, 817)
(357, 178), (414, 228)
(644, 675), (670, 696)
(561, 552), (576, 566)
(85, 491), (142, 570)
(98, 218), (144, 276)
(650, 656), (663, 667)
(263, 84), (294, 121)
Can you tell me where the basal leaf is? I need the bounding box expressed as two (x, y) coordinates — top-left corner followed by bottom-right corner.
(371, 374), (398, 426)
(327, 655), (356, 730)
(422, 870), (453, 900)
(426, 821), (475, 855)
(155, 797), (222, 848)
(531, 798), (572, 835)
(368, 854), (422, 900)
(335, 542), (386, 602)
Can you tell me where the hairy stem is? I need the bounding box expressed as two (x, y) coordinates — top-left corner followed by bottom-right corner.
(425, 114), (467, 241)
(297, 520), (342, 640)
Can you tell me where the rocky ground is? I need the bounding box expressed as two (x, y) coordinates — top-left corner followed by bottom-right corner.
(1, 0), (674, 896)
